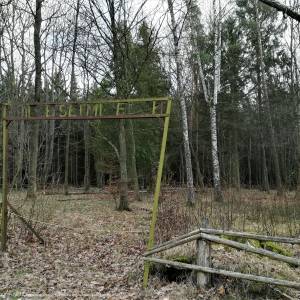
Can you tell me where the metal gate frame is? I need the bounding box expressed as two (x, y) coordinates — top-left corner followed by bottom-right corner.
(0, 97), (172, 287)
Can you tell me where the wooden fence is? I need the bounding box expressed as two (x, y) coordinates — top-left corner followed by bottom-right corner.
(143, 227), (300, 289)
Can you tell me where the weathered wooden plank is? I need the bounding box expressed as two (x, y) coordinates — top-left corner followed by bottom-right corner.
(145, 232), (300, 266)
(199, 228), (300, 245)
(200, 233), (300, 267)
(144, 232), (203, 256)
(197, 238), (211, 287)
(144, 257), (300, 289)
(147, 228), (300, 255)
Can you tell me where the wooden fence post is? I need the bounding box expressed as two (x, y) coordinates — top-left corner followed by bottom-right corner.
(197, 220), (211, 287)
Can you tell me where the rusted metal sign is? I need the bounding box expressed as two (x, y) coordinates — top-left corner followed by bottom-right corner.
(2, 97), (171, 121)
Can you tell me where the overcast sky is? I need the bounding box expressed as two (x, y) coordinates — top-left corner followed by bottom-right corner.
(144, 0), (291, 16)
(142, 0), (293, 35)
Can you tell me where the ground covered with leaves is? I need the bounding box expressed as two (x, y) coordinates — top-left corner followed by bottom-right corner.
(0, 188), (300, 299)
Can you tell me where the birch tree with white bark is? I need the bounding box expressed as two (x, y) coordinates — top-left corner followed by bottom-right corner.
(167, 0), (195, 205)
(194, 0), (223, 201)
(210, 0), (223, 201)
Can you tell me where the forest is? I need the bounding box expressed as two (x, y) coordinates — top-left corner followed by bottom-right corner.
(0, 0), (300, 299)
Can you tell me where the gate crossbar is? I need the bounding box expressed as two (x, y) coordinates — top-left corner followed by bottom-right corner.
(0, 97), (172, 259)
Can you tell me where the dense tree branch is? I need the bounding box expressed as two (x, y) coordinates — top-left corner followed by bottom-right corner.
(258, 0), (300, 22)
(0, 0), (13, 7)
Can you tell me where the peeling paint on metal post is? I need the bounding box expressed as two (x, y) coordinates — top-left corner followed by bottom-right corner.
(143, 98), (172, 288)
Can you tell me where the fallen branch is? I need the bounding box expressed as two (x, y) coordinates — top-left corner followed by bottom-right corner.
(8, 202), (45, 245)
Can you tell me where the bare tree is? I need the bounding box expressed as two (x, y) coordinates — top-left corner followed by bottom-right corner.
(254, 0), (283, 195)
(195, 0), (223, 201)
(210, 0), (223, 201)
(85, 0), (156, 210)
(27, 0), (43, 199)
(128, 120), (140, 201)
(64, 0), (81, 195)
(167, 0), (195, 205)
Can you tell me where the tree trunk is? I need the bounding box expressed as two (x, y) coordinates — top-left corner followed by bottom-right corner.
(64, 0), (80, 194)
(108, 1), (130, 210)
(12, 20), (26, 189)
(210, 104), (222, 201)
(118, 120), (129, 210)
(43, 118), (55, 187)
(0, 24), (3, 80)
(75, 140), (78, 186)
(248, 136), (252, 188)
(167, 0), (195, 205)
(210, 0), (223, 202)
(14, 120), (25, 188)
(255, 34), (270, 192)
(27, 0), (42, 199)
(43, 30), (57, 188)
(84, 122), (90, 192)
(261, 135), (270, 192)
(255, 0), (282, 194)
(231, 125), (240, 189)
(129, 120), (140, 201)
(191, 142), (204, 189)
(195, 0), (223, 201)
(289, 3), (300, 198)
(187, 14), (205, 190)
(64, 123), (71, 195)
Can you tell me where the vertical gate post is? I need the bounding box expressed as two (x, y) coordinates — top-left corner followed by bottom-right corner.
(143, 99), (172, 288)
(1, 105), (8, 251)
(197, 220), (211, 287)
(196, 239), (211, 287)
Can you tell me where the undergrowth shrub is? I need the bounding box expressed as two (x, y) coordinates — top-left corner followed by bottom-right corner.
(156, 187), (300, 241)
(156, 189), (192, 243)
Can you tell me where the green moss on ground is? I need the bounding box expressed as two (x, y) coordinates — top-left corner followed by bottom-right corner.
(259, 241), (292, 257)
(221, 235), (293, 257)
(150, 254), (196, 282)
(168, 254), (195, 264)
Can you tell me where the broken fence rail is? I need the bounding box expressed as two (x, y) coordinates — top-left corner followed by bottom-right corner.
(144, 257), (300, 290)
(144, 228), (300, 289)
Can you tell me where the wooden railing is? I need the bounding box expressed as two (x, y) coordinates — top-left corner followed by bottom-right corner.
(143, 227), (300, 289)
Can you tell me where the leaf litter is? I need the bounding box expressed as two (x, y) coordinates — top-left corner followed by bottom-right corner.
(0, 194), (200, 299)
